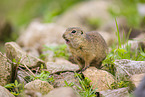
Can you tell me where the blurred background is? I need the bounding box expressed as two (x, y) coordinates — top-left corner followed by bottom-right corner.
(0, 0), (145, 52)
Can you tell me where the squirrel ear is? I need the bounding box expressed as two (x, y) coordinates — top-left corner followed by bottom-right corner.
(81, 31), (83, 35)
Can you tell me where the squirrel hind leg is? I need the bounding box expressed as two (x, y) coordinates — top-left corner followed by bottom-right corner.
(90, 57), (103, 69)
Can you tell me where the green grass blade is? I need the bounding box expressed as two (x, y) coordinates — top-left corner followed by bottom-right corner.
(115, 18), (121, 48)
(126, 28), (132, 42)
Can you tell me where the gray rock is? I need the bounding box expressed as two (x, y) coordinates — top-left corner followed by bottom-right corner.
(133, 33), (145, 40)
(52, 72), (81, 92)
(18, 89), (42, 97)
(55, 0), (113, 32)
(46, 58), (79, 73)
(22, 47), (40, 57)
(43, 87), (80, 97)
(114, 59), (145, 80)
(0, 52), (13, 86)
(98, 31), (117, 46)
(0, 85), (15, 97)
(5, 42), (45, 68)
(100, 87), (129, 97)
(99, 18), (127, 34)
(82, 67), (115, 92)
(138, 3), (145, 16)
(42, 50), (55, 62)
(121, 40), (145, 52)
(24, 79), (54, 95)
(17, 22), (66, 52)
(131, 73), (145, 87)
(134, 76), (145, 97)
(16, 70), (31, 85)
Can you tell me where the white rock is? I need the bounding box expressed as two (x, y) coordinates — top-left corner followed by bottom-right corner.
(83, 67), (115, 92)
(55, 0), (112, 32)
(24, 79), (54, 95)
(100, 87), (129, 97)
(43, 87), (80, 97)
(131, 73), (145, 87)
(46, 58), (79, 73)
(5, 42), (45, 67)
(0, 52), (12, 86)
(114, 59), (145, 80)
(0, 85), (15, 97)
(17, 22), (66, 51)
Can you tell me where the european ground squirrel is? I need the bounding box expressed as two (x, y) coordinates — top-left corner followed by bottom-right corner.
(62, 27), (108, 71)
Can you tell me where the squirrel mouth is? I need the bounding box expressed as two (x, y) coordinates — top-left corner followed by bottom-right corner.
(65, 39), (70, 44)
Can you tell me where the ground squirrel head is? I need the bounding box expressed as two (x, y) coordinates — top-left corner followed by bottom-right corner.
(62, 27), (85, 48)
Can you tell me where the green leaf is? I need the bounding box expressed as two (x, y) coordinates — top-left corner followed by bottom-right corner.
(11, 92), (19, 96)
(4, 83), (15, 88)
(64, 80), (69, 86)
(140, 52), (145, 57)
(115, 48), (127, 54)
(69, 82), (74, 87)
(12, 59), (16, 63)
(14, 80), (18, 86)
(115, 18), (121, 48)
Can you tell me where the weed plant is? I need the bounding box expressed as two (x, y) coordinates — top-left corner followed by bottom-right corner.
(30, 70), (55, 84)
(29, 65), (55, 84)
(64, 73), (97, 97)
(4, 80), (24, 96)
(103, 19), (145, 90)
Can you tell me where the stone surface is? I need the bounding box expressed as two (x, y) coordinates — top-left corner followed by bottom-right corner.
(52, 72), (81, 91)
(99, 18), (127, 34)
(100, 87), (129, 97)
(134, 76), (145, 97)
(5, 42), (45, 68)
(0, 85), (15, 97)
(138, 3), (145, 16)
(18, 89), (42, 97)
(114, 59), (145, 81)
(24, 79), (54, 95)
(16, 70), (31, 85)
(134, 33), (145, 40)
(0, 52), (13, 86)
(46, 58), (79, 73)
(131, 73), (145, 87)
(83, 67), (115, 92)
(55, 0), (112, 32)
(43, 87), (80, 97)
(41, 50), (55, 62)
(121, 40), (145, 52)
(98, 31), (116, 46)
(22, 47), (40, 57)
(17, 22), (66, 51)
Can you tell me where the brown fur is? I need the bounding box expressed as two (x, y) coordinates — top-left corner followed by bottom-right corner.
(63, 27), (108, 70)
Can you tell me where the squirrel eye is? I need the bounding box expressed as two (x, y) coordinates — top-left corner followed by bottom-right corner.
(71, 30), (76, 33)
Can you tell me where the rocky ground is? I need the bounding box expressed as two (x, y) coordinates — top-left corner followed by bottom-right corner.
(1, 41), (145, 97)
(0, 0), (145, 97)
